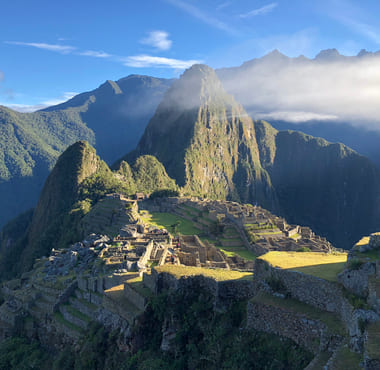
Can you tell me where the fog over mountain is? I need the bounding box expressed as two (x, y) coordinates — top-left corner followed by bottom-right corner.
(218, 49), (380, 129)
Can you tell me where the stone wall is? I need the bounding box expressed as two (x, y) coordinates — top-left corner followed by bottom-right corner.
(254, 258), (349, 314)
(247, 301), (330, 354)
(154, 270), (255, 308)
(253, 258), (377, 351)
(124, 283), (146, 310)
(143, 271), (158, 294)
(338, 262), (376, 297)
(59, 305), (88, 329)
(53, 281), (77, 312)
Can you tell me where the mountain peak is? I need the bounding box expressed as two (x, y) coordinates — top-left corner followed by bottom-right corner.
(315, 48), (341, 60)
(158, 64), (224, 111)
(262, 49), (288, 61)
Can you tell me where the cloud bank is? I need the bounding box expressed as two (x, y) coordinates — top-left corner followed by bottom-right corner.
(219, 52), (380, 128)
(123, 55), (201, 69)
(1, 92), (78, 112)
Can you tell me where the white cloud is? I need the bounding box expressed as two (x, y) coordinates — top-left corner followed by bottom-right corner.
(141, 31), (172, 51)
(1, 92), (78, 113)
(0, 71), (4, 82)
(123, 55), (202, 69)
(5, 41), (76, 54)
(254, 111), (339, 123)
(78, 50), (113, 58)
(220, 52), (380, 127)
(165, 0), (238, 35)
(6, 39), (201, 71)
(240, 3), (278, 18)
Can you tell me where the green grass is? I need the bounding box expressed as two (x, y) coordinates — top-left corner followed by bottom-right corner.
(63, 304), (91, 323)
(330, 345), (362, 369)
(53, 312), (83, 333)
(180, 204), (202, 216)
(127, 277), (152, 298)
(140, 211), (201, 235)
(259, 251), (347, 282)
(307, 351), (332, 370)
(354, 236), (370, 247)
(218, 246), (256, 261)
(289, 233), (301, 239)
(219, 237), (243, 242)
(155, 265), (252, 281)
(355, 248), (380, 261)
(252, 292), (346, 335)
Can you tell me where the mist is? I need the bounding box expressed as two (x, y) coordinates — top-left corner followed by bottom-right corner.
(218, 51), (380, 131)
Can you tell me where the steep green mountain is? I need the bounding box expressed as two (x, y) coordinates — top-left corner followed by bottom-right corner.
(0, 142), (176, 279)
(254, 120), (380, 249)
(42, 75), (173, 164)
(217, 49), (380, 170)
(123, 64), (277, 211)
(0, 75), (172, 229)
(121, 64), (380, 249)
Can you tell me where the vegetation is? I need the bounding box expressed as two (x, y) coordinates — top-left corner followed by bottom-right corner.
(0, 336), (51, 369)
(0, 75), (172, 229)
(347, 258), (364, 270)
(329, 345), (362, 369)
(140, 211), (201, 235)
(259, 251), (347, 282)
(155, 265), (252, 281)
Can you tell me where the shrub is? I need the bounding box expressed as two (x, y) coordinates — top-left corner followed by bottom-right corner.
(297, 247), (311, 252)
(347, 258), (364, 270)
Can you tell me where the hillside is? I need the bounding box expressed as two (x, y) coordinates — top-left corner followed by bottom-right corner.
(0, 75), (172, 229)
(123, 64), (277, 211)
(255, 121), (380, 248)
(0, 105), (94, 229)
(120, 64), (380, 249)
(217, 49), (380, 170)
(0, 142), (177, 279)
(2, 194), (380, 369)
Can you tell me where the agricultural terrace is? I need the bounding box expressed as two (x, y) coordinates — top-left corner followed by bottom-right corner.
(258, 251), (347, 282)
(140, 210), (256, 261)
(140, 211), (201, 235)
(155, 265), (252, 281)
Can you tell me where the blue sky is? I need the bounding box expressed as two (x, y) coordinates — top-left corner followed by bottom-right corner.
(1, 0), (380, 111)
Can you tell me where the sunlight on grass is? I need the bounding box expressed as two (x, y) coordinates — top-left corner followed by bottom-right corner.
(219, 246), (256, 261)
(140, 211), (201, 235)
(155, 265), (252, 281)
(259, 251), (347, 281)
(355, 236), (370, 247)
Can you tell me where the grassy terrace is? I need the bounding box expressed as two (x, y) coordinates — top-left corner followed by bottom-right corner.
(53, 312), (83, 333)
(218, 246), (256, 261)
(141, 210), (256, 261)
(127, 276), (152, 298)
(252, 291), (346, 335)
(140, 211), (201, 235)
(330, 345), (362, 369)
(155, 265), (252, 281)
(355, 236), (370, 247)
(259, 251), (347, 282)
(354, 248), (380, 262)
